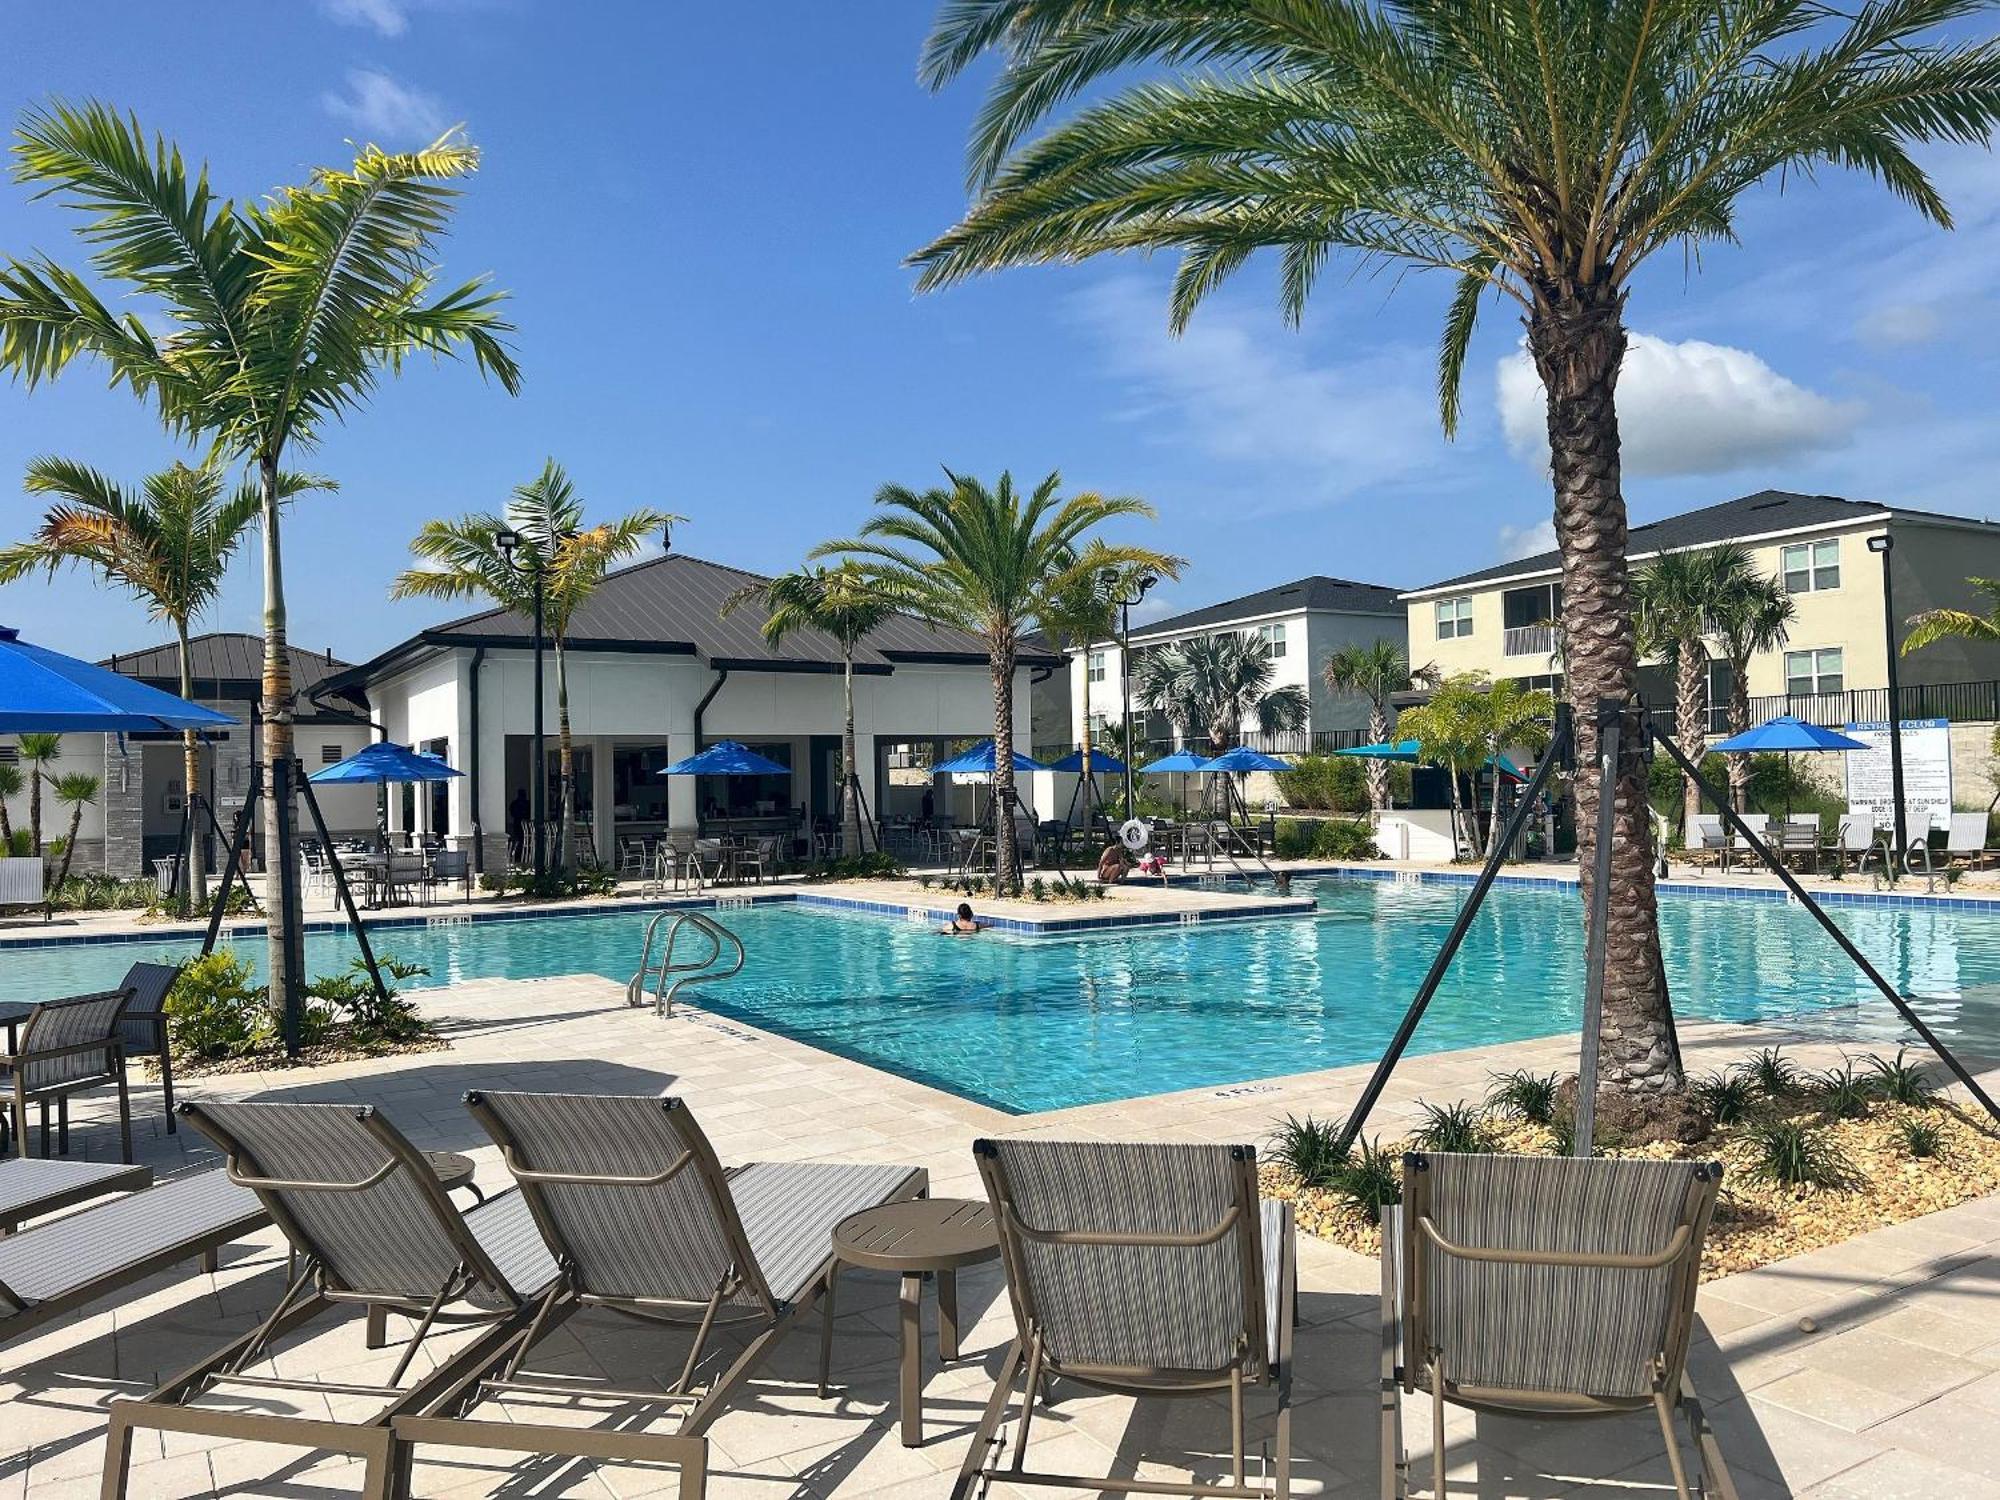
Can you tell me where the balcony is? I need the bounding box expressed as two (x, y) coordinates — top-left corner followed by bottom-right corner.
(1503, 623), (1555, 658)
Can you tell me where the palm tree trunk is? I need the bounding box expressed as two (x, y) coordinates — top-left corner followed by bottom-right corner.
(1079, 710), (1096, 831)
(990, 635), (1021, 892)
(1445, 761), (1469, 858)
(1676, 641), (1708, 832)
(28, 761), (42, 859)
(1530, 291), (1679, 1095)
(1364, 700), (1390, 811)
(555, 638), (574, 873)
(1727, 653), (1753, 810)
(0, 788), (12, 849)
(177, 619), (208, 913)
(53, 797), (84, 890)
(258, 451), (306, 1056)
(840, 651), (862, 855)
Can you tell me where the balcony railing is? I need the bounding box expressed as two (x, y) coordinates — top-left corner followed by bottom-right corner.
(1503, 624), (1555, 658)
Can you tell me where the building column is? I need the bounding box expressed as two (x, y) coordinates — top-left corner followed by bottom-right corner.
(592, 736), (616, 865)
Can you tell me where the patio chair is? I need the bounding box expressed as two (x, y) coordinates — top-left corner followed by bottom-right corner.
(953, 1138), (1295, 1500)
(112, 961), (183, 1134)
(384, 849), (430, 906)
(101, 1099), (559, 1500)
(1680, 814), (1727, 872)
(617, 835), (648, 881)
(395, 1091), (927, 1496)
(737, 834), (781, 884)
(1779, 814), (1821, 873)
(688, 836), (727, 889)
(3, 988), (134, 1161)
(1383, 1152), (1735, 1500)
(1, 1166), (266, 1347)
(1945, 812), (1995, 871)
(429, 846), (472, 901)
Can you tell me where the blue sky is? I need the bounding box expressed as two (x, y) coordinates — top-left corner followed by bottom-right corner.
(5, 2), (1999, 664)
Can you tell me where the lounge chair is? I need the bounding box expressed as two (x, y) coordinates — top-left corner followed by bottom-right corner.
(0, 1167), (264, 1346)
(2, 988), (134, 1161)
(0, 1156), (149, 1234)
(101, 1099), (559, 1500)
(1827, 813), (1884, 877)
(386, 1090), (925, 1497)
(1681, 814), (1726, 871)
(1382, 1151), (1735, 1500)
(1945, 812), (1995, 871)
(953, 1138), (1295, 1500)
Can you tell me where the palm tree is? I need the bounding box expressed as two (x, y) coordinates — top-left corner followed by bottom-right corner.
(1903, 578), (2000, 655)
(46, 770), (100, 895)
(1135, 632), (1309, 757)
(0, 761), (21, 851)
(0, 102), (520, 1046)
(1321, 640), (1412, 811)
(1713, 573), (1796, 810)
(392, 461), (677, 869)
(1472, 680), (1557, 858)
(911, 2), (2000, 1095)
(1635, 547), (1750, 831)
(815, 471), (1175, 892)
(1036, 551), (1169, 827)
(1395, 679), (1484, 858)
(722, 562), (894, 857)
(0, 458), (330, 908)
(15, 733), (61, 858)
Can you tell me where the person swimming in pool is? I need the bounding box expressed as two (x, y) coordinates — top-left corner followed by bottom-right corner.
(940, 901), (981, 935)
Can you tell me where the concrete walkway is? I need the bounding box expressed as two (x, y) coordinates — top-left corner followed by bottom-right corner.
(4, 977), (2000, 1497)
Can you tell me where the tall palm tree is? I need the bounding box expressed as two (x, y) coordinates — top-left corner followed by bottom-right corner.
(46, 770), (99, 895)
(1713, 573), (1796, 810)
(0, 102), (520, 1047)
(1135, 632), (1309, 757)
(1634, 547), (1749, 830)
(0, 457), (330, 908)
(15, 733), (60, 858)
(910, 1), (2000, 1095)
(1321, 639), (1412, 811)
(722, 562), (894, 857)
(0, 761), (19, 851)
(816, 471), (1175, 891)
(392, 461), (677, 871)
(1903, 577), (2000, 654)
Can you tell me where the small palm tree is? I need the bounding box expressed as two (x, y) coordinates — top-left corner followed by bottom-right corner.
(816, 471), (1176, 891)
(15, 733), (61, 858)
(1713, 574), (1796, 810)
(392, 460), (678, 869)
(1472, 680), (1557, 858)
(1395, 681), (1485, 859)
(1035, 551), (1168, 824)
(0, 760), (21, 851)
(1321, 640), (1412, 811)
(0, 102), (520, 1044)
(46, 770), (99, 894)
(1136, 632), (1309, 759)
(1904, 578), (2000, 655)
(1635, 547), (1752, 830)
(0, 457), (330, 907)
(722, 563), (894, 857)
(911, 0), (2000, 1094)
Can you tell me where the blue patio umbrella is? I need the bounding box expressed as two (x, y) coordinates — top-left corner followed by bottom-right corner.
(1203, 746), (1291, 774)
(659, 741), (793, 777)
(308, 741), (462, 784)
(1136, 749), (1213, 774)
(1710, 715), (1868, 819)
(0, 625), (235, 732)
(931, 739), (1049, 776)
(1049, 747), (1129, 775)
(1337, 738), (1527, 782)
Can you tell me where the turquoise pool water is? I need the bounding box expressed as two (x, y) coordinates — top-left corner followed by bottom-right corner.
(5, 878), (1993, 1113)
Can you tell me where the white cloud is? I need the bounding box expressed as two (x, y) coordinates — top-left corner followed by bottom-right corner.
(321, 69), (450, 145)
(1856, 302), (1945, 349)
(1496, 332), (1859, 478)
(320, 0), (409, 37)
(1497, 518), (1555, 561)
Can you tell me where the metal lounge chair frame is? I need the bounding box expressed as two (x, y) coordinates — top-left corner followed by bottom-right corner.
(394, 1090), (927, 1500)
(1382, 1151), (1736, 1500)
(101, 1100), (549, 1500)
(954, 1138), (1295, 1500)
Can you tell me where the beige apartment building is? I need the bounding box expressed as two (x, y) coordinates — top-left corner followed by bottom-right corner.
(1400, 490), (2000, 730)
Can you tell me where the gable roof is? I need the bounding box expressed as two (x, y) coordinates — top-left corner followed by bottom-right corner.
(333, 552), (1057, 690)
(1403, 489), (1923, 598)
(101, 632), (349, 697)
(1128, 574), (1406, 642)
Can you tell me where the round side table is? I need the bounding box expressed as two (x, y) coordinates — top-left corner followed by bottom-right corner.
(828, 1197), (999, 1447)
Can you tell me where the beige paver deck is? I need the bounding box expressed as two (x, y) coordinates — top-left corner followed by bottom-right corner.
(5, 971), (1999, 1497)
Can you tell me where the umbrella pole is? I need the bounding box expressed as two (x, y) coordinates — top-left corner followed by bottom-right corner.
(202, 765), (262, 958)
(299, 769), (390, 1004)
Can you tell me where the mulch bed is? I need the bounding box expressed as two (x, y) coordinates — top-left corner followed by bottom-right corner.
(157, 1034), (449, 1078)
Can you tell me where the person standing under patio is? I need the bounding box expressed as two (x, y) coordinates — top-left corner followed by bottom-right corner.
(507, 787), (530, 866)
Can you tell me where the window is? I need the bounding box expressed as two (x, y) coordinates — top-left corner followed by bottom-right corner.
(1781, 538), (1841, 593)
(320, 744), (342, 764)
(1435, 596), (1474, 639)
(1087, 650), (1106, 684)
(1784, 647), (1844, 697)
(1251, 622), (1287, 659)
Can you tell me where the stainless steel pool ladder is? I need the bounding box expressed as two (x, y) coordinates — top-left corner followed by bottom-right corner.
(629, 909), (746, 1017)
(1188, 819), (1279, 887)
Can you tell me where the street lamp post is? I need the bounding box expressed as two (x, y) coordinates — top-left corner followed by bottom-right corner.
(1868, 533), (1908, 859)
(1101, 569), (1158, 816)
(496, 527), (549, 876)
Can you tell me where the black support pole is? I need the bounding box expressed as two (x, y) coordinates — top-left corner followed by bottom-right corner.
(297, 769), (390, 1005)
(1334, 706), (1573, 1159)
(202, 767), (261, 958)
(1651, 720), (2000, 1126)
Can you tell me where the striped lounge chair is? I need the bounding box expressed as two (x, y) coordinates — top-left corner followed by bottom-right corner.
(101, 1100), (559, 1500)
(1382, 1151), (1736, 1500)
(390, 1090), (927, 1498)
(952, 1138), (1296, 1500)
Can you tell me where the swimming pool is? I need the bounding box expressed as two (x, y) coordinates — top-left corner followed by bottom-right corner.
(6, 878), (1994, 1113)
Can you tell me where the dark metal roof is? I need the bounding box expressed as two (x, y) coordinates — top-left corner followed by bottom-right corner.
(100, 632), (349, 696)
(335, 552), (1057, 689)
(1131, 575), (1406, 640)
(1404, 490), (1915, 597)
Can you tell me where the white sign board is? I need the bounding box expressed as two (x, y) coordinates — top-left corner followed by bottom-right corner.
(1843, 720), (1953, 834)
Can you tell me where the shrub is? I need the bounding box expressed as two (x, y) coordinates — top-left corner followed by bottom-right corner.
(1811, 1061), (1873, 1121)
(1866, 1049), (1936, 1108)
(1312, 818), (1378, 860)
(1412, 1100), (1496, 1154)
(479, 866), (619, 900)
(804, 851), (907, 882)
(1690, 1069), (1758, 1125)
(1897, 1116), (1946, 1160)
(166, 951), (272, 1060)
(47, 873), (155, 912)
(1273, 754), (1369, 812)
(1272, 819), (1313, 859)
(1334, 1138), (1402, 1223)
(303, 954), (432, 1043)
(1485, 1069), (1559, 1125)
(1744, 1047), (1804, 1099)
(1028, 877), (1047, 902)
(1268, 1113), (1347, 1188)
(1744, 1120), (1855, 1190)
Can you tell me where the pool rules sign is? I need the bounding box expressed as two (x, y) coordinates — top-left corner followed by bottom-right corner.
(1843, 719), (1953, 835)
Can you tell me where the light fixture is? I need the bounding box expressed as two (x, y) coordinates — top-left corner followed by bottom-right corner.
(1867, 534), (1893, 554)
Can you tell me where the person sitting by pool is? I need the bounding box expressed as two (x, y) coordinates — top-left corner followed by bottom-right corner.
(1097, 842), (1133, 885)
(939, 901), (981, 935)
